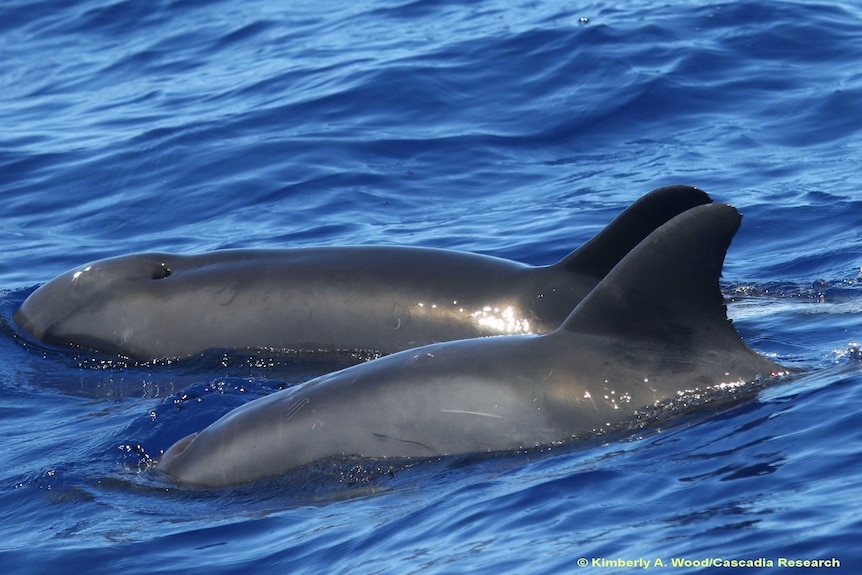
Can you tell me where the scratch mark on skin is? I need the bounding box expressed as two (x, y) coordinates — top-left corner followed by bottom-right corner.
(285, 397), (310, 421)
(372, 433), (434, 452)
(440, 409), (504, 419)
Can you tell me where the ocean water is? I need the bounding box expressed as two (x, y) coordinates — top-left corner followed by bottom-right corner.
(2, 0), (861, 573)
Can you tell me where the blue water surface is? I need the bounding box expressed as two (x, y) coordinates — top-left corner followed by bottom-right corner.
(2, 0), (861, 573)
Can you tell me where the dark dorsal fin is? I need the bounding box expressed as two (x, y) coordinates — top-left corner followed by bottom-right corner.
(557, 185), (712, 279)
(560, 203), (742, 350)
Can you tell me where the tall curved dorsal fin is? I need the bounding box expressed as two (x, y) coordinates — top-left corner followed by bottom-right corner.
(561, 203), (743, 351)
(557, 185), (713, 280)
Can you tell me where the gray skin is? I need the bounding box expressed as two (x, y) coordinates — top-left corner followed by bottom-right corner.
(157, 203), (788, 487)
(14, 186), (711, 361)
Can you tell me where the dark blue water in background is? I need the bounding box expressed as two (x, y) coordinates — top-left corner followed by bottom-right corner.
(2, 0), (861, 573)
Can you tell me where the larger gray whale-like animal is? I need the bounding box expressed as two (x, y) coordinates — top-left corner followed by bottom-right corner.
(14, 186), (710, 360)
(157, 203), (787, 487)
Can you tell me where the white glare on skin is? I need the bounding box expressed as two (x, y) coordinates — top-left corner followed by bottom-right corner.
(471, 305), (532, 334)
(414, 302), (533, 335)
(71, 266), (92, 283)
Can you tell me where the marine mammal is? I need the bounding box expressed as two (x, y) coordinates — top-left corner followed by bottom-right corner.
(14, 186), (710, 360)
(157, 202), (787, 487)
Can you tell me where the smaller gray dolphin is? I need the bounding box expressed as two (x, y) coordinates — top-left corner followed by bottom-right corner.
(14, 186), (710, 360)
(157, 202), (787, 487)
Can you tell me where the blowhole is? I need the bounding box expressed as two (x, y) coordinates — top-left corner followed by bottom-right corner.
(152, 264), (172, 280)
